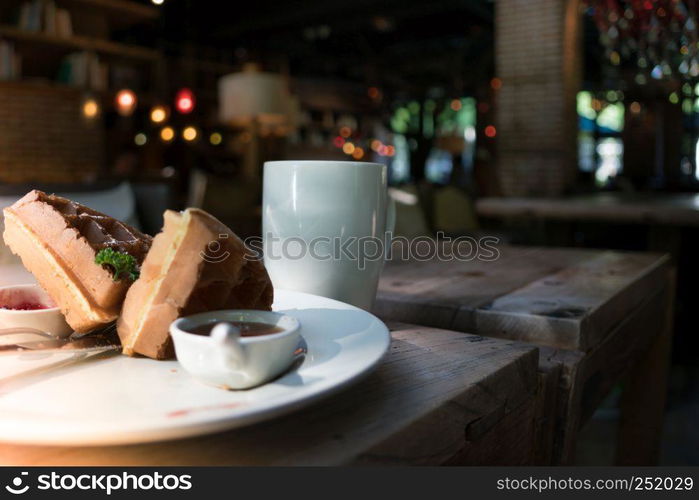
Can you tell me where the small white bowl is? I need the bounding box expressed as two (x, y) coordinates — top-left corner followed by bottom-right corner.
(170, 310), (301, 390)
(0, 284), (73, 338)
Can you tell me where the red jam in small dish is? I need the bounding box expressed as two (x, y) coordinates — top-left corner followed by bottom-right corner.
(1, 302), (47, 311)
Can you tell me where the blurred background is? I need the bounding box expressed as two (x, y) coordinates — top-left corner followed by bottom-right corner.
(0, 0), (697, 463)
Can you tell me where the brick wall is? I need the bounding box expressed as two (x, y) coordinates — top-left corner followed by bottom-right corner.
(0, 83), (104, 183)
(494, 0), (582, 196)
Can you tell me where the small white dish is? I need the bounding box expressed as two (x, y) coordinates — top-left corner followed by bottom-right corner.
(0, 284), (72, 338)
(171, 310), (301, 390)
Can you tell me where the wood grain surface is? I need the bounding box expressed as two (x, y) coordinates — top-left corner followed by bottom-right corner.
(377, 245), (669, 351)
(0, 323), (538, 466)
(377, 245), (673, 465)
(476, 193), (699, 226)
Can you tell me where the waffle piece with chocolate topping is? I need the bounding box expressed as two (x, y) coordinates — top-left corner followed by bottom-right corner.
(3, 190), (152, 332)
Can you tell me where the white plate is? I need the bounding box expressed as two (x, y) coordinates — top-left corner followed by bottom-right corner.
(0, 290), (390, 446)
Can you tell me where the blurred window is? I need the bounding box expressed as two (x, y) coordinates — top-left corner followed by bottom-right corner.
(596, 138), (623, 184)
(577, 91), (624, 186)
(391, 134), (411, 183)
(425, 149), (453, 183)
(390, 97), (477, 184)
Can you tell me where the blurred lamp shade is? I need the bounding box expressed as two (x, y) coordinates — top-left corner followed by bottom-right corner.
(218, 66), (292, 126)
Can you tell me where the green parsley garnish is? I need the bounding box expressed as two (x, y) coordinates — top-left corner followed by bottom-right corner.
(95, 248), (140, 282)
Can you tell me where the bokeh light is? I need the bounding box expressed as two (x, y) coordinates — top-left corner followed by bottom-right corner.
(182, 126), (198, 141)
(82, 99), (99, 119)
(175, 88), (195, 114)
(160, 126), (175, 142)
(150, 106), (168, 123)
(116, 89), (137, 116)
(209, 132), (223, 145)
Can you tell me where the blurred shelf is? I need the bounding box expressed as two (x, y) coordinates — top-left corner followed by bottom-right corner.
(0, 79), (85, 93)
(59, 0), (159, 24)
(176, 57), (237, 75)
(0, 25), (160, 61)
(0, 79), (160, 108)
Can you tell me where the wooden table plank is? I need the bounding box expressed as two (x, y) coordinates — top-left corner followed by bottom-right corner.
(616, 270), (675, 465)
(376, 245), (599, 332)
(0, 323), (538, 466)
(378, 245), (668, 351)
(538, 272), (672, 463)
(476, 193), (699, 226)
(531, 363), (561, 465)
(475, 251), (669, 350)
(377, 244), (673, 465)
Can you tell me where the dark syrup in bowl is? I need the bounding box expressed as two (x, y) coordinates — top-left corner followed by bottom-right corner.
(188, 321), (284, 337)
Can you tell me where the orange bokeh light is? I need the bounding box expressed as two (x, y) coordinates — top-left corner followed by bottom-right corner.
(82, 99), (99, 118)
(150, 106), (168, 123)
(160, 126), (175, 142)
(352, 147), (365, 160)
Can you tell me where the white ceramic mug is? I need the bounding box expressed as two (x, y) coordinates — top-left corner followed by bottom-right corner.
(170, 310), (301, 390)
(263, 161), (395, 310)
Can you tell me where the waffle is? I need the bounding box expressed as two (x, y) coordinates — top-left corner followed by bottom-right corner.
(3, 190), (152, 332)
(118, 208), (273, 359)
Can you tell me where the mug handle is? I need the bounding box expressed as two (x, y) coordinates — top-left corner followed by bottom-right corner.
(211, 323), (248, 368)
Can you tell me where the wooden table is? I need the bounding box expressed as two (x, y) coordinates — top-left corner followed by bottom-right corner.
(0, 263), (541, 465)
(375, 245), (674, 465)
(476, 193), (699, 226)
(0, 322), (538, 466)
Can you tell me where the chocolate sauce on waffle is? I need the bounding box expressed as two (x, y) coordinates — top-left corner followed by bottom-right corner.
(39, 192), (151, 261)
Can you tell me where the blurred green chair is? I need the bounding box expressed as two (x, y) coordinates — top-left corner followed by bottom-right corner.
(388, 185), (431, 239)
(433, 185), (479, 235)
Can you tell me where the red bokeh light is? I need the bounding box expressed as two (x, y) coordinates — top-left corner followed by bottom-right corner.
(175, 88), (196, 114)
(485, 125), (497, 138)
